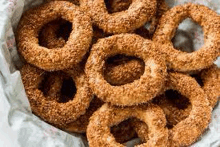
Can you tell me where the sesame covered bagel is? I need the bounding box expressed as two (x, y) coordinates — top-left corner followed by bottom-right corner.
(17, 1), (92, 71)
(85, 34), (167, 106)
(20, 64), (93, 128)
(152, 65), (220, 128)
(153, 3), (220, 72)
(161, 72), (211, 146)
(87, 103), (168, 147)
(81, 0), (157, 34)
(132, 72), (212, 146)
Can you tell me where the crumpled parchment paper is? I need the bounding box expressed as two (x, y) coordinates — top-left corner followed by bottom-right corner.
(0, 0), (219, 147)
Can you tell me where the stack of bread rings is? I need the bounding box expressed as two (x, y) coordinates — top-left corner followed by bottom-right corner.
(16, 0), (220, 146)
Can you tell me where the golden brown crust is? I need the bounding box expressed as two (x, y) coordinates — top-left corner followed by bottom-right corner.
(17, 1), (92, 71)
(40, 71), (104, 133)
(85, 34), (167, 106)
(200, 65), (220, 108)
(87, 103), (168, 147)
(153, 3), (220, 72)
(20, 64), (93, 128)
(36, 69), (104, 133)
(81, 0), (157, 34)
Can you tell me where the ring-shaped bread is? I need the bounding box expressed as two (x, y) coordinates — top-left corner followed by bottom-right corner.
(17, 1), (92, 71)
(85, 34), (167, 106)
(153, 3), (220, 72)
(134, 72), (211, 146)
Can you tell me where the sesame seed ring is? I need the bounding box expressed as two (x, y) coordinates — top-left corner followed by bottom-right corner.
(85, 34), (167, 106)
(132, 72), (212, 146)
(17, 1), (92, 71)
(20, 64), (93, 128)
(152, 72), (211, 146)
(87, 103), (168, 147)
(81, 0), (157, 34)
(200, 65), (220, 108)
(153, 3), (220, 72)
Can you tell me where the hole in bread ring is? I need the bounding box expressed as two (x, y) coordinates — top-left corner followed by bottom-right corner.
(104, 54), (145, 86)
